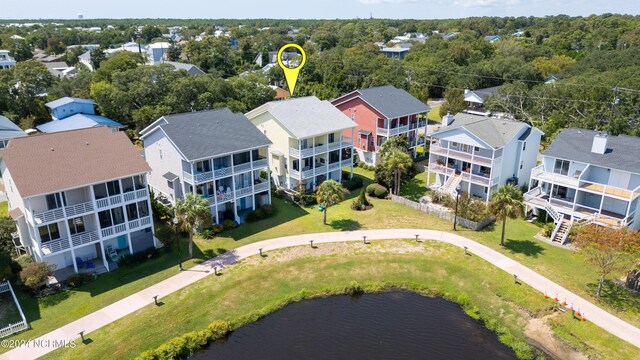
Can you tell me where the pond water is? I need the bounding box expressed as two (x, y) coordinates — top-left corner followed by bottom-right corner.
(192, 291), (518, 359)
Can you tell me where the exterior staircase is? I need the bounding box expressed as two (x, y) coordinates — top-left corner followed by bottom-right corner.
(442, 174), (462, 196)
(551, 219), (572, 244)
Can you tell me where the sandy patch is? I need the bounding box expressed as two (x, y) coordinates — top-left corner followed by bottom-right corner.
(525, 313), (587, 360)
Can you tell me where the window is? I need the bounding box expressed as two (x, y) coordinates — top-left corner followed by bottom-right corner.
(474, 146), (480, 152)
(98, 210), (113, 229)
(138, 201), (149, 217)
(45, 193), (66, 210)
(106, 180), (121, 196)
(554, 159), (570, 176)
(328, 133), (335, 143)
(522, 142), (526, 151)
(484, 187), (488, 194)
(93, 184), (108, 199)
(207, 182), (214, 196)
(351, 113), (355, 121)
(134, 175), (145, 190)
(196, 160), (211, 173)
(519, 161), (524, 170)
(121, 177), (134, 193)
(167, 180), (174, 189)
(68, 217), (85, 235)
(451, 142), (458, 148)
(126, 203), (138, 220)
(38, 223), (61, 243)
(111, 207), (125, 225)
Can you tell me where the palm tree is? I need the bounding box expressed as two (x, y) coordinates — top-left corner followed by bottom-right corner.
(489, 184), (524, 246)
(384, 148), (413, 195)
(316, 180), (347, 225)
(173, 193), (213, 259)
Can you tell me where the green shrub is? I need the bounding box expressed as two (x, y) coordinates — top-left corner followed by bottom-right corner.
(208, 320), (231, 338)
(198, 228), (216, 239)
(366, 183), (388, 198)
(155, 225), (176, 248)
(117, 248), (157, 267)
(222, 219), (235, 230)
(542, 222), (555, 237)
(301, 194), (317, 206)
(246, 205), (276, 222)
(358, 161), (366, 168)
(273, 187), (284, 199)
(20, 261), (55, 292)
(359, 188), (369, 206)
(0, 253), (13, 282)
(351, 198), (364, 211)
(342, 179), (362, 191)
(212, 224), (224, 233)
(65, 273), (95, 288)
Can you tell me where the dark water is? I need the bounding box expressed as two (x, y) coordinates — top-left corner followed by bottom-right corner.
(192, 291), (518, 360)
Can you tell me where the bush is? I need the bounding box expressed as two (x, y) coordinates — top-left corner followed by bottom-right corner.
(155, 225), (176, 247)
(208, 320), (231, 338)
(431, 191), (454, 207)
(351, 198), (364, 210)
(301, 194), (317, 206)
(542, 222), (555, 237)
(65, 272), (94, 288)
(0, 253), (13, 282)
(19, 261), (55, 292)
(198, 228), (216, 239)
(359, 189), (369, 206)
(342, 179), (362, 191)
(117, 247), (157, 267)
(222, 219), (235, 230)
(366, 183), (388, 198)
(246, 205), (276, 222)
(358, 161), (366, 168)
(212, 224), (224, 233)
(273, 187), (284, 199)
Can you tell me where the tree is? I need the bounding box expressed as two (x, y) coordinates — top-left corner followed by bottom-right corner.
(439, 88), (466, 118)
(90, 46), (107, 70)
(173, 193), (213, 259)
(374, 135), (411, 189)
(0, 217), (17, 257)
(316, 180), (347, 225)
(166, 44), (181, 61)
(574, 225), (640, 299)
(141, 25), (163, 43)
(384, 148), (413, 195)
(488, 184), (524, 246)
(19, 261), (54, 293)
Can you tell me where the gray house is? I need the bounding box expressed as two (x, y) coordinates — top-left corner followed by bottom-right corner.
(141, 108), (272, 224)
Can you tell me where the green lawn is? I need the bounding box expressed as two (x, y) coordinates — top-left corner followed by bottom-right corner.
(44, 241), (639, 360)
(0, 292), (22, 326)
(0, 201), (8, 217)
(5, 167), (640, 353)
(428, 105), (441, 123)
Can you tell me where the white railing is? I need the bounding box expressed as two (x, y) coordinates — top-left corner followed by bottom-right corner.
(41, 237), (70, 255)
(71, 230), (100, 247)
(531, 165), (579, 188)
(302, 169), (314, 179)
(214, 167), (231, 178)
(544, 203), (561, 223)
(341, 159), (352, 168)
(236, 187), (253, 197)
(523, 187), (542, 201)
(290, 169), (300, 178)
(233, 162), (252, 173)
(128, 216), (150, 230)
(96, 194), (123, 209)
(64, 201), (94, 218)
(0, 282), (9, 292)
(254, 182), (269, 193)
(430, 144), (494, 167)
(328, 142), (341, 151)
(253, 158), (268, 168)
(136, 188), (148, 199)
(184, 171), (214, 183)
(0, 322), (29, 339)
(33, 208), (64, 224)
(101, 223), (127, 238)
(123, 192), (136, 202)
(328, 162), (341, 171)
(141, 216), (151, 226)
(460, 171), (490, 186)
(315, 165), (327, 174)
(377, 127), (389, 136)
(428, 163), (455, 176)
(110, 194), (123, 206)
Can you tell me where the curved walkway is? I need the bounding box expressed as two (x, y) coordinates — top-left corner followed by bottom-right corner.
(3, 229), (640, 359)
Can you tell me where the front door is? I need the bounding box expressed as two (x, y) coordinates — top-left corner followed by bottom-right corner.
(117, 235), (127, 250)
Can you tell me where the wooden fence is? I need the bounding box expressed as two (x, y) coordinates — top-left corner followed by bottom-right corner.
(0, 281), (29, 338)
(391, 195), (495, 231)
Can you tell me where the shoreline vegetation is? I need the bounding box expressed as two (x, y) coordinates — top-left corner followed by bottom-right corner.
(42, 240), (640, 360)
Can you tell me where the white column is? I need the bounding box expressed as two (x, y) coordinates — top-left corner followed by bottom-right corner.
(350, 128), (354, 179)
(100, 241), (110, 272)
(70, 247), (78, 273)
(126, 233), (134, 254)
(190, 162), (197, 195)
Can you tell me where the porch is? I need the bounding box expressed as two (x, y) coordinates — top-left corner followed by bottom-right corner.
(50, 255), (108, 284)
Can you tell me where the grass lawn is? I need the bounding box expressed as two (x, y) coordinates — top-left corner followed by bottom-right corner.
(0, 201), (8, 217)
(43, 240), (639, 360)
(0, 291), (22, 326)
(428, 105), (441, 123)
(5, 168), (640, 352)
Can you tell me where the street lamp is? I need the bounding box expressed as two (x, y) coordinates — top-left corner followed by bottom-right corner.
(453, 185), (462, 231)
(173, 217), (183, 271)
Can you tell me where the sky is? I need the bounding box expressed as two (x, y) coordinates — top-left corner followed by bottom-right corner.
(2, 0), (639, 20)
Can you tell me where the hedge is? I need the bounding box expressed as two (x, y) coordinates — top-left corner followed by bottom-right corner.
(366, 183), (388, 198)
(246, 205), (275, 222)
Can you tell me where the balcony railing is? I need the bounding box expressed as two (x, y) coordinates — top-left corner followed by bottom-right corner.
(341, 159), (353, 168)
(430, 144), (494, 167)
(64, 201), (94, 218)
(33, 208), (64, 224)
(428, 162), (455, 176)
(101, 223), (127, 238)
(328, 162), (341, 171)
(128, 216), (151, 231)
(71, 230), (100, 247)
(315, 164), (327, 174)
(377, 125), (409, 137)
(253, 158), (268, 169)
(409, 121), (427, 130)
(41, 237), (71, 256)
(136, 188), (148, 199)
(236, 186), (253, 197)
(96, 194), (123, 209)
(214, 167), (231, 178)
(254, 181), (269, 193)
(123, 192), (136, 202)
(460, 171), (491, 186)
(289, 143), (331, 158)
(530, 165), (579, 188)
(233, 162), (252, 173)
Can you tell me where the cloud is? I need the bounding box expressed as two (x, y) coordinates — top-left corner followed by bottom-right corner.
(453, 0), (521, 7)
(358, 0), (419, 4)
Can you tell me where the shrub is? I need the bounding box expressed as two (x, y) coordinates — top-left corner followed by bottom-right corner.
(358, 161), (366, 168)
(198, 228), (216, 239)
(273, 187), (284, 199)
(342, 179), (362, 191)
(117, 248), (157, 267)
(542, 222), (555, 237)
(155, 225), (176, 248)
(65, 273), (94, 288)
(212, 224), (224, 233)
(431, 191), (454, 207)
(359, 188), (369, 206)
(351, 198), (364, 210)
(246, 205), (275, 222)
(208, 320), (231, 338)
(19, 261), (55, 292)
(366, 183), (388, 198)
(301, 194), (317, 206)
(0, 253), (13, 282)
(223, 219), (235, 230)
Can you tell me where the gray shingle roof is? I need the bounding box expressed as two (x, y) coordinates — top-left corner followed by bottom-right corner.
(156, 108), (271, 161)
(0, 115), (27, 140)
(353, 85), (430, 119)
(164, 61), (205, 75)
(432, 113), (528, 149)
(544, 128), (640, 175)
(248, 96), (356, 139)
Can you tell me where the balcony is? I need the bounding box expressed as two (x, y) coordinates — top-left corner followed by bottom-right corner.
(236, 186), (253, 197)
(328, 162), (341, 171)
(341, 159), (353, 168)
(328, 138), (352, 151)
(96, 194), (123, 209)
(128, 216), (151, 231)
(101, 223), (127, 238)
(409, 121), (427, 130)
(377, 125), (409, 137)
(531, 165), (579, 188)
(233, 162), (252, 174)
(182, 170), (214, 184)
(460, 171), (491, 186)
(70, 230), (100, 247)
(254, 181), (269, 193)
(430, 144), (494, 167)
(289, 143), (330, 158)
(428, 162), (456, 176)
(64, 201), (94, 218)
(41, 237), (71, 256)
(253, 158), (268, 169)
(33, 208), (64, 225)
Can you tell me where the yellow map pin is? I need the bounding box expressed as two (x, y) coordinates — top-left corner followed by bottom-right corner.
(277, 43), (306, 96)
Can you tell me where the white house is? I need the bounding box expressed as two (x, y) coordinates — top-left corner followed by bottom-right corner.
(245, 96), (356, 192)
(525, 129), (640, 243)
(427, 112), (543, 202)
(0, 115), (27, 149)
(2, 127), (156, 278)
(0, 50), (16, 70)
(141, 108), (272, 224)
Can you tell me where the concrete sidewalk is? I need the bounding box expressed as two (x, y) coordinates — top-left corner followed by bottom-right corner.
(2, 229), (639, 359)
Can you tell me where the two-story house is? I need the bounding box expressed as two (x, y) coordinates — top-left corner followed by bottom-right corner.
(2, 127), (156, 278)
(331, 85), (430, 166)
(0, 115), (27, 149)
(37, 97), (122, 133)
(427, 112), (542, 202)
(524, 129), (640, 243)
(245, 96), (356, 191)
(0, 50), (16, 70)
(141, 108), (272, 224)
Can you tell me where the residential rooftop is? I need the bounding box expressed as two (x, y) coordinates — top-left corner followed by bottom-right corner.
(343, 85), (430, 119)
(45, 97), (95, 109)
(36, 114), (122, 133)
(142, 108), (271, 161)
(432, 113), (529, 149)
(2, 126), (149, 198)
(0, 115), (27, 140)
(544, 128), (640, 175)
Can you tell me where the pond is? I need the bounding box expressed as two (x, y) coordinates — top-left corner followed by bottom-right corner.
(192, 291), (518, 359)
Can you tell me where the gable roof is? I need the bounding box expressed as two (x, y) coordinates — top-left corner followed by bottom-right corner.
(246, 96), (356, 139)
(0, 115), (27, 140)
(164, 61), (205, 75)
(337, 85), (430, 119)
(143, 108), (271, 161)
(1, 127), (149, 198)
(431, 113), (529, 149)
(36, 114), (122, 133)
(45, 97), (95, 109)
(544, 128), (640, 175)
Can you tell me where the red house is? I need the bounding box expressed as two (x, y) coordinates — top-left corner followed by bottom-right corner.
(331, 85), (430, 165)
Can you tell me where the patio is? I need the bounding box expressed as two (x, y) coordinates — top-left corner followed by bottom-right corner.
(49, 256), (108, 284)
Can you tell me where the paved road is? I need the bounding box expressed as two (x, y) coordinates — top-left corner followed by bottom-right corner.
(3, 229), (639, 359)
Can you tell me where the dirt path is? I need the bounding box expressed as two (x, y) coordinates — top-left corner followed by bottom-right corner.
(525, 313), (587, 360)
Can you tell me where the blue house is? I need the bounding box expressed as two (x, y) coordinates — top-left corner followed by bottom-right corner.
(37, 97), (122, 133)
(380, 47), (409, 60)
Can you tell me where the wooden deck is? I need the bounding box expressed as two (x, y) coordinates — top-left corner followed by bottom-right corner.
(580, 183), (636, 199)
